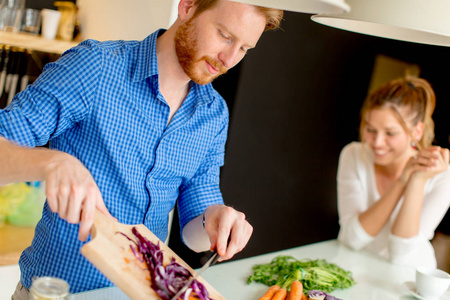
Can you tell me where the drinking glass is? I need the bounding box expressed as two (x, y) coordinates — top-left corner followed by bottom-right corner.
(21, 8), (40, 35)
(0, 0), (26, 32)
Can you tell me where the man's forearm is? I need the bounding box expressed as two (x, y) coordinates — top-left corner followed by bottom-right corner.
(0, 136), (67, 185)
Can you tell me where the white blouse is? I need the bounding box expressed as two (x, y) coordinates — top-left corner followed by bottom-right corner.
(337, 142), (450, 269)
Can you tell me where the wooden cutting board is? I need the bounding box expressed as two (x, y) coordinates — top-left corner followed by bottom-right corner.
(81, 210), (226, 300)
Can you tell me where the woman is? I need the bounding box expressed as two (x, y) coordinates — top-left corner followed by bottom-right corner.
(337, 76), (450, 268)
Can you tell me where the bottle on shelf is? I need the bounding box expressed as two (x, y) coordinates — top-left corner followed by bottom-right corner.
(0, 46), (34, 109)
(0, 45), (11, 108)
(6, 48), (29, 106)
(6, 47), (25, 106)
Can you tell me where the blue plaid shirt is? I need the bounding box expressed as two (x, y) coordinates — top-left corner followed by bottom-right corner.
(0, 30), (228, 293)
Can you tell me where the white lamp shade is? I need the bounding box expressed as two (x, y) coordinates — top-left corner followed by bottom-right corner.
(230, 0), (350, 14)
(311, 0), (450, 47)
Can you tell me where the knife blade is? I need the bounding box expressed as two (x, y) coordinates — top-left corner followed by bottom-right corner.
(170, 251), (220, 300)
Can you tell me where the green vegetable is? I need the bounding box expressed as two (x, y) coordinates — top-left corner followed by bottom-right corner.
(247, 256), (356, 293)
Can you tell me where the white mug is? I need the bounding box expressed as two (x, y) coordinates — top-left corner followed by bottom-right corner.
(416, 267), (450, 299)
(41, 8), (61, 40)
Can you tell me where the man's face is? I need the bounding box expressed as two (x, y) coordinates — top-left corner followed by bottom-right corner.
(175, 0), (267, 85)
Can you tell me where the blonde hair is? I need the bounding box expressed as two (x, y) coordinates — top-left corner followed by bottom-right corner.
(193, 0), (283, 31)
(359, 76), (436, 149)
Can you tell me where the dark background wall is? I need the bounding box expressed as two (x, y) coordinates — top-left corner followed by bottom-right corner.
(169, 11), (450, 267)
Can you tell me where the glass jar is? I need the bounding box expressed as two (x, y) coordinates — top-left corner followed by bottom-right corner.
(29, 276), (71, 300)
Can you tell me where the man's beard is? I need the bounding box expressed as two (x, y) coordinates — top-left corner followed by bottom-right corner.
(174, 17), (228, 85)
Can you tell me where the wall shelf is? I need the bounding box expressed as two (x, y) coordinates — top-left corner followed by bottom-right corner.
(0, 31), (78, 55)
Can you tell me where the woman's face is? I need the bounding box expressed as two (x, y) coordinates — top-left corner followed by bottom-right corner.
(363, 107), (414, 166)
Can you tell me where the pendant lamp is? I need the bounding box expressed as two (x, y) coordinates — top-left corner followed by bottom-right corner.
(230, 0), (350, 14)
(311, 0), (450, 47)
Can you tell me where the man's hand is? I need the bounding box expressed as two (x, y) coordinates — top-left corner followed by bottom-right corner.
(44, 154), (115, 241)
(203, 204), (253, 261)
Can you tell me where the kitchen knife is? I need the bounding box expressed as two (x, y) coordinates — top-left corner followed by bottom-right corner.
(170, 251), (220, 300)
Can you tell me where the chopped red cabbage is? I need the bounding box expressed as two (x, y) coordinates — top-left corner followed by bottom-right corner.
(119, 227), (213, 300)
(308, 290), (342, 300)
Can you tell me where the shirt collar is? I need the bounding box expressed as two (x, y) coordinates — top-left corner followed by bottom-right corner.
(133, 29), (218, 105)
(132, 29), (163, 82)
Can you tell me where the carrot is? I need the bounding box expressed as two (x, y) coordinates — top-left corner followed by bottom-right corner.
(301, 293), (307, 300)
(272, 288), (288, 300)
(289, 280), (303, 300)
(259, 285), (281, 300)
(187, 291), (200, 299)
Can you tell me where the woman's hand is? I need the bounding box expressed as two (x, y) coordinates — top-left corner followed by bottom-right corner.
(410, 146), (450, 180)
(44, 153), (116, 241)
(203, 204), (253, 261)
(391, 147), (448, 238)
(400, 152), (427, 183)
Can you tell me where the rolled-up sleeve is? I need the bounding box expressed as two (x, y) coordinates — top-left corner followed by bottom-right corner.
(388, 233), (436, 268)
(0, 40), (101, 147)
(177, 116), (228, 230)
(339, 214), (374, 250)
(389, 168), (450, 268)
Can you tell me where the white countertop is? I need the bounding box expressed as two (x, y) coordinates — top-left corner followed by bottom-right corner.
(2, 240), (450, 299)
(0, 264), (20, 299)
(73, 239), (450, 299)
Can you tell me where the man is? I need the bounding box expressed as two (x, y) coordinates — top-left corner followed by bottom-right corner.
(1, 0), (283, 297)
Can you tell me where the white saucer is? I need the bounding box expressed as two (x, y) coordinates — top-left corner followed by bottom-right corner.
(402, 281), (449, 300)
